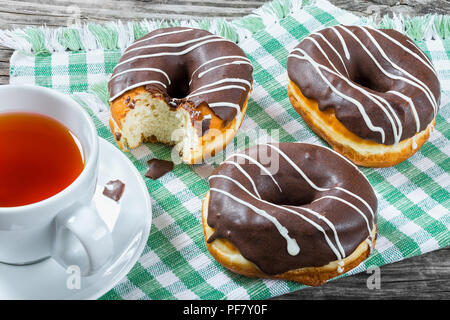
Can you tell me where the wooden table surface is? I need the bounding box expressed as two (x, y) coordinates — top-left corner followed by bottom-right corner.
(0, 0), (448, 300)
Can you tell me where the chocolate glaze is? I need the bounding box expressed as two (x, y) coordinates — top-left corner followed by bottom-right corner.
(103, 179), (125, 202)
(287, 25), (440, 145)
(145, 159), (174, 180)
(108, 27), (253, 127)
(207, 143), (378, 275)
(194, 114), (211, 137)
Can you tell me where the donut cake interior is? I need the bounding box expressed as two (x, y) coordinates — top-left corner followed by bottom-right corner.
(110, 87), (208, 162)
(108, 27), (253, 164)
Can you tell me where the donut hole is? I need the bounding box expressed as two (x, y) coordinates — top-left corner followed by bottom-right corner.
(240, 165), (321, 207)
(267, 190), (317, 207)
(166, 66), (191, 99)
(260, 178), (318, 207)
(236, 149), (328, 207)
(351, 71), (390, 93)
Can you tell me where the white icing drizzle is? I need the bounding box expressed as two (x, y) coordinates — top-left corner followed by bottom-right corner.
(266, 143), (376, 220)
(387, 90), (421, 133)
(187, 84), (246, 99)
(114, 38), (233, 71)
(263, 143), (328, 191)
(111, 30), (250, 120)
(289, 49), (387, 143)
(304, 36), (348, 77)
(189, 78), (252, 94)
(210, 186), (300, 256)
(367, 26), (438, 77)
(330, 26), (350, 60)
(337, 260), (345, 273)
(358, 26), (438, 111)
(223, 161), (262, 198)
(198, 61), (253, 79)
(339, 26), (438, 117)
(276, 205), (343, 260)
(210, 175), (345, 259)
(308, 32), (349, 77)
(109, 80), (166, 101)
(124, 34), (219, 54)
(291, 37), (404, 144)
(189, 55), (251, 85)
(110, 67), (171, 85)
(312, 195), (372, 233)
(225, 153), (282, 192)
(207, 102), (242, 118)
(333, 187), (375, 219)
(293, 142), (376, 219)
(366, 93), (403, 145)
(412, 135), (418, 150)
(293, 25), (438, 144)
(366, 236), (374, 253)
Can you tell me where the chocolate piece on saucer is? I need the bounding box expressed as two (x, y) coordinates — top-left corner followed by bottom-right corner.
(103, 179), (125, 201)
(145, 159), (174, 180)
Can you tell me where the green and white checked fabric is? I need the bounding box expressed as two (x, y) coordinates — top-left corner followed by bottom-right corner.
(4, 0), (450, 300)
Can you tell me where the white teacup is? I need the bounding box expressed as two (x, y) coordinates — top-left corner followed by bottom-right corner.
(0, 85), (113, 276)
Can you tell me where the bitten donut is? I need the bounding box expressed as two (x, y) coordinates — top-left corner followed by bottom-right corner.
(108, 27), (253, 164)
(287, 25), (441, 167)
(202, 143), (378, 286)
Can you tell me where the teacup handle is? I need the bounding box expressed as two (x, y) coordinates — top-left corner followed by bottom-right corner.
(52, 204), (113, 276)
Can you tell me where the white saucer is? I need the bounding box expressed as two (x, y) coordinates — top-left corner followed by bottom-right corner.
(0, 138), (152, 300)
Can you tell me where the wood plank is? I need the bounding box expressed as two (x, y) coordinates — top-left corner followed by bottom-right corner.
(0, 0), (267, 30)
(272, 247), (450, 299)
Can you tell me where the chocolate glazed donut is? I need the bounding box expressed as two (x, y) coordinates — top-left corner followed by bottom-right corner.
(202, 143), (378, 286)
(108, 27), (253, 164)
(287, 25), (441, 167)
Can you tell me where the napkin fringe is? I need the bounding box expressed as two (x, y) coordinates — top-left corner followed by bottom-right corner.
(1, 0), (449, 55)
(72, 80), (110, 115)
(0, 0), (314, 55)
(1, 0), (450, 56)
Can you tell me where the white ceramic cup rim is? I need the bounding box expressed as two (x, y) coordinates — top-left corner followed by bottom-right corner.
(0, 84), (99, 214)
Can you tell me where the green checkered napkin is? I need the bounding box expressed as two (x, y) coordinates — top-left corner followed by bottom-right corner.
(2, 0), (449, 300)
